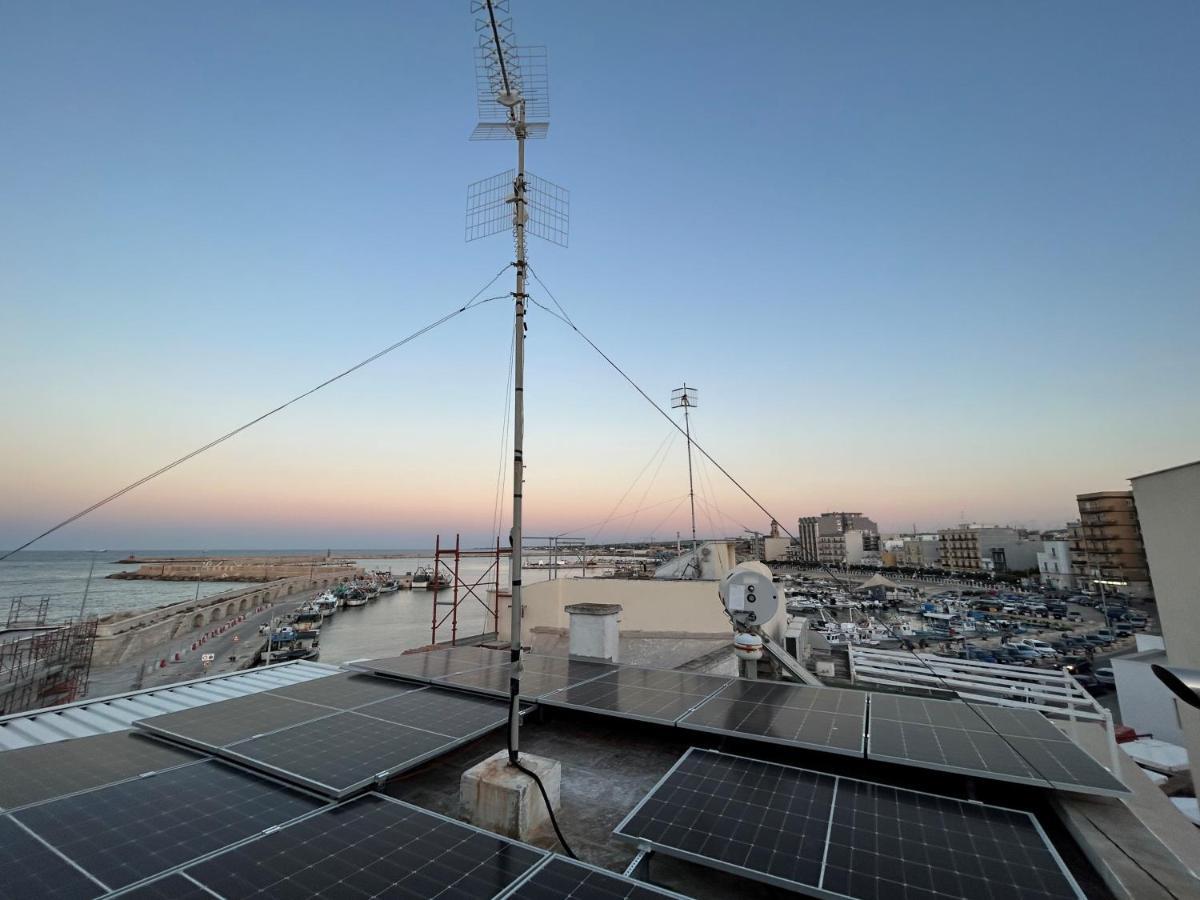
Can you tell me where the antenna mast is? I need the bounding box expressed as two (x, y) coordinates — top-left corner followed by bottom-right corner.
(469, 0), (566, 765)
(671, 384), (699, 573)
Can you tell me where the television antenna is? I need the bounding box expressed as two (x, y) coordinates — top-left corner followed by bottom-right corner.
(671, 384), (699, 573)
(468, 0), (568, 765)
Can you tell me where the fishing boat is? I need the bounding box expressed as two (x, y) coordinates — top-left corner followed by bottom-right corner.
(314, 592), (339, 617)
(342, 588), (368, 608)
(412, 567), (432, 589)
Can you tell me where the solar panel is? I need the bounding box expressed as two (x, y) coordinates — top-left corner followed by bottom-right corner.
(137, 691), (340, 749)
(348, 645), (510, 683)
(0, 731), (199, 811)
(11, 760), (321, 891)
(180, 793), (545, 899)
(0, 814), (104, 898)
(540, 666), (732, 724)
(112, 872), (215, 899)
(678, 679), (867, 756)
(435, 654), (616, 700)
(867, 694), (1128, 796)
(218, 708), (477, 798)
(357, 687), (509, 738)
(615, 748), (1084, 900)
(497, 855), (690, 899)
(267, 671), (420, 710)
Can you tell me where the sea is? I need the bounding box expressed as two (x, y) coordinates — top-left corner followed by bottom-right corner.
(0, 549), (597, 664)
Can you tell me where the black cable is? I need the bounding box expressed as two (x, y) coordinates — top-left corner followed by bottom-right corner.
(505, 700), (577, 858)
(0, 265), (514, 562)
(525, 269), (1098, 800)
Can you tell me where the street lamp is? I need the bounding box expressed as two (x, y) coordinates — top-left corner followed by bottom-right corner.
(1094, 575), (1127, 629)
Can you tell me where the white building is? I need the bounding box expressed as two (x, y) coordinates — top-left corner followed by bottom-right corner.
(1130, 459), (1200, 774)
(1111, 636), (1184, 745)
(1037, 540), (1075, 590)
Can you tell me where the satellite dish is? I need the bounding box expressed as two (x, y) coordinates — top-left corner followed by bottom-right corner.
(718, 567), (778, 628)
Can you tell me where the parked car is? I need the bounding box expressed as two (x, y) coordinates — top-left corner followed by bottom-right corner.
(1083, 634), (1110, 646)
(1016, 639), (1058, 657)
(1114, 623), (1134, 636)
(1010, 647), (1042, 662)
(1128, 616), (1149, 629)
(1065, 612), (1083, 623)
(1094, 629), (1117, 642)
(1094, 667), (1116, 685)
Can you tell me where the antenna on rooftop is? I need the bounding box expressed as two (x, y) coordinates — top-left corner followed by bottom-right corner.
(671, 384), (699, 573)
(468, 0), (568, 766)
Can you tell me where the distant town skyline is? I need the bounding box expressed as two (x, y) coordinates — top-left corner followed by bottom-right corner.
(2, 2), (1197, 553)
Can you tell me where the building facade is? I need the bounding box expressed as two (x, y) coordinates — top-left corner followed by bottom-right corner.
(1073, 490), (1153, 598)
(1036, 540), (1074, 591)
(1129, 461), (1200, 778)
(795, 512), (878, 566)
(901, 535), (941, 569)
(937, 525), (1042, 574)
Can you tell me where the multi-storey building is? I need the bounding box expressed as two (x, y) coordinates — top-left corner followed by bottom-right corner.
(1037, 540), (1074, 591)
(796, 512), (878, 566)
(1074, 490), (1153, 598)
(937, 525), (1042, 574)
(901, 535), (941, 568)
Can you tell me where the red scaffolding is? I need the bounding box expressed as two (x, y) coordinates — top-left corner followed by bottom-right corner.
(430, 534), (510, 647)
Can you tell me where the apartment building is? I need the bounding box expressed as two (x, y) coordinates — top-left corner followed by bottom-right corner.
(795, 512), (879, 566)
(1036, 540), (1074, 591)
(1074, 490), (1153, 598)
(937, 525), (1042, 574)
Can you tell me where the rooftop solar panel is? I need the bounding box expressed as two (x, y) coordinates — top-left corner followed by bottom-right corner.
(0, 731), (199, 811)
(615, 748), (1084, 900)
(867, 694), (1128, 796)
(111, 872), (215, 899)
(435, 654), (616, 700)
(137, 691), (340, 749)
(540, 667), (732, 724)
(266, 670), (420, 710)
(348, 645), (510, 683)
(11, 760), (321, 892)
(497, 856), (691, 899)
(357, 687), (509, 738)
(0, 814), (104, 899)
(181, 793), (545, 899)
(218, 708), (475, 798)
(678, 679), (867, 756)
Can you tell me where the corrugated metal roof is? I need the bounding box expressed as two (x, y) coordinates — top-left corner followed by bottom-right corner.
(0, 660), (339, 751)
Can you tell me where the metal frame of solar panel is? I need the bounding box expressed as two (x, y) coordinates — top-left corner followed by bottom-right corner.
(346, 645), (511, 684)
(141, 685), (511, 799)
(5, 758), (324, 895)
(109, 792), (549, 900)
(615, 747), (1085, 900)
(677, 679), (867, 757)
(539, 666), (733, 725)
(0, 730), (201, 812)
(495, 855), (693, 900)
(867, 693), (1129, 797)
(264, 670), (426, 709)
(432, 653), (619, 700)
(136, 690), (347, 751)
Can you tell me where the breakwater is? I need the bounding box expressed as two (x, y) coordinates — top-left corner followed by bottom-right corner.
(108, 556), (358, 583)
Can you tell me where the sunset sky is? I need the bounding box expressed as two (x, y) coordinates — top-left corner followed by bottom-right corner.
(2, 1), (1197, 550)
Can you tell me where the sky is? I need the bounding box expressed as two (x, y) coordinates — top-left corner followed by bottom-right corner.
(1, 1), (1197, 550)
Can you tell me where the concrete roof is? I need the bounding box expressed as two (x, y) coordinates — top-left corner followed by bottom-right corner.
(0, 660), (338, 751)
(1130, 458), (1200, 481)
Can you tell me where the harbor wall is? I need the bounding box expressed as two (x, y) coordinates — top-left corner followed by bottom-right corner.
(91, 573), (356, 667)
(110, 558), (359, 583)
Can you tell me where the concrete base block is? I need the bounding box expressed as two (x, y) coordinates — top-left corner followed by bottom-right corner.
(460, 750), (561, 841)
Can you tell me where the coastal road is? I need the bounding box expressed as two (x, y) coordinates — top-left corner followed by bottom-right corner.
(86, 591), (319, 698)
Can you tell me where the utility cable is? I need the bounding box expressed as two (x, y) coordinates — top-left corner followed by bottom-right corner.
(588, 428), (676, 540)
(525, 269), (1097, 801)
(490, 329), (516, 544)
(0, 265), (514, 562)
(621, 432), (677, 542)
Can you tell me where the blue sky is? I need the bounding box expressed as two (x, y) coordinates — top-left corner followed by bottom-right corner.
(1, 1), (1197, 549)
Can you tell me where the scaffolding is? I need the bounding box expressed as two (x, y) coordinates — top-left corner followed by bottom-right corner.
(0, 616), (98, 715)
(430, 534), (510, 647)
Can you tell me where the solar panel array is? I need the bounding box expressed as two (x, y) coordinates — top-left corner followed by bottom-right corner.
(133, 793), (548, 899)
(616, 748), (1085, 900)
(678, 679), (867, 756)
(435, 654), (618, 700)
(497, 856), (691, 899)
(348, 645), (511, 683)
(3, 759), (321, 895)
(0, 731), (199, 811)
(540, 667), (732, 724)
(867, 694), (1129, 797)
(138, 685), (511, 799)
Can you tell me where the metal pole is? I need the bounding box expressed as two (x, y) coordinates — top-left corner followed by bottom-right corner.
(682, 384), (698, 569)
(508, 99), (528, 765)
(78, 552), (97, 620)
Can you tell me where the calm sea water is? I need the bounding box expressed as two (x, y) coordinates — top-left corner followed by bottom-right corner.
(0, 552), (600, 658)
